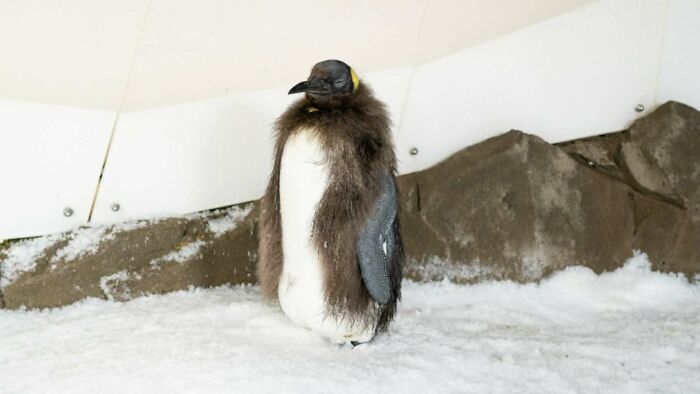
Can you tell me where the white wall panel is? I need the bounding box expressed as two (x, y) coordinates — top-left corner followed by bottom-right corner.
(397, 0), (667, 174)
(0, 0), (148, 110)
(362, 67), (413, 137)
(4, 0), (694, 238)
(91, 68), (412, 223)
(657, 0), (700, 109)
(119, 0), (424, 111)
(91, 87), (291, 224)
(0, 100), (115, 239)
(115, 0), (596, 111)
(415, 0), (597, 63)
(0, 0), (150, 239)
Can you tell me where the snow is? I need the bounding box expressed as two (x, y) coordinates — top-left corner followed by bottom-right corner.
(49, 220), (155, 268)
(206, 205), (252, 237)
(409, 255), (493, 282)
(99, 270), (130, 301)
(50, 227), (110, 268)
(150, 240), (207, 268)
(0, 234), (63, 288)
(1, 253), (698, 393)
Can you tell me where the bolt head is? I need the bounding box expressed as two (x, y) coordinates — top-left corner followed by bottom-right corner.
(111, 202), (120, 212)
(635, 104), (645, 113)
(63, 207), (74, 217)
(409, 147), (419, 156)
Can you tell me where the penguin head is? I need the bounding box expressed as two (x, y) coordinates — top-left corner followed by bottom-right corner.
(288, 60), (360, 99)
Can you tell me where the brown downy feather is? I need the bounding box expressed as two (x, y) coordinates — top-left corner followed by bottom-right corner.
(257, 83), (404, 331)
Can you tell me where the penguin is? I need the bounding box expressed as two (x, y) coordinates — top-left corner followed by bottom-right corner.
(257, 59), (404, 344)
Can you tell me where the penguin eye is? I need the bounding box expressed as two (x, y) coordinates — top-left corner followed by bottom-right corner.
(334, 79), (346, 87)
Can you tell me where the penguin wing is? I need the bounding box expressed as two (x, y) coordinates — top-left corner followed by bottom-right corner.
(356, 169), (398, 305)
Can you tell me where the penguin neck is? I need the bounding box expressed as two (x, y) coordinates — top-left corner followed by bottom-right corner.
(305, 94), (347, 111)
(304, 83), (369, 112)
(275, 81), (392, 170)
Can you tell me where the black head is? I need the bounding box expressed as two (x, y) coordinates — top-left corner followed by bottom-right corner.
(288, 60), (359, 97)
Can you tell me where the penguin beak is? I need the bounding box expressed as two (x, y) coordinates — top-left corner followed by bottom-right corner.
(288, 78), (331, 95)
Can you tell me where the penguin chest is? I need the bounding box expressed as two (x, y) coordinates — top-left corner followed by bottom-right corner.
(278, 129), (329, 326)
(278, 129), (374, 343)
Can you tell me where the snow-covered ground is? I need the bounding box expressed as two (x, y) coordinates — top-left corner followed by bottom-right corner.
(1, 253), (698, 394)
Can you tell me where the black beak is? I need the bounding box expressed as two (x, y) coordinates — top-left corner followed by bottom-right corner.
(288, 78), (331, 95)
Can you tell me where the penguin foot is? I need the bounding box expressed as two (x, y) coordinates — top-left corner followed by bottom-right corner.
(340, 341), (363, 349)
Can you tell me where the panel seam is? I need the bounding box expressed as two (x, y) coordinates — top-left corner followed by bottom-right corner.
(87, 0), (153, 222)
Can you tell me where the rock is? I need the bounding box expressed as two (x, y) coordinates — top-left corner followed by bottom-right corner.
(621, 102), (700, 222)
(0, 203), (258, 309)
(620, 102), (700, 275)
(560, 101), (700, 277)
(398, 102), (700, 283)
(398, 130), (638, 282)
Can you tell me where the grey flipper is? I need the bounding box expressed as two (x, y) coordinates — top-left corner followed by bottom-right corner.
(356, 170), (398, 305)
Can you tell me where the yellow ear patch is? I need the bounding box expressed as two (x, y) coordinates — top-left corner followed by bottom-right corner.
(350, 68), (359, 92)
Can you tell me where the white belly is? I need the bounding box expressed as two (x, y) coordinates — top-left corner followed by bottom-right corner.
(278, 128), (374, 344)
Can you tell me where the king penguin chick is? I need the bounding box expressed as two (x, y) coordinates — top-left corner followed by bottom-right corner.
(257, 59), (404, 344)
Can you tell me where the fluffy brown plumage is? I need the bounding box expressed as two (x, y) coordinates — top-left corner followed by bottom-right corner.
(257, 81), (403, 331)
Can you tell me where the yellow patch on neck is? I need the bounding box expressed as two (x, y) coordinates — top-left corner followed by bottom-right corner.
(306, 106), (319, 113)
(350, 68), (359, 92)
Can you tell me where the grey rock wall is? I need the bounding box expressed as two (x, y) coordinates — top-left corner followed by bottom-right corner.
(0, 204), (258, 309)
(400, 101), (699, 282)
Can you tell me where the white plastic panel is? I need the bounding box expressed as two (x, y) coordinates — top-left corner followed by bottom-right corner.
(91, 87), (291, 224)
(0, 0), (148, 110)
(657, 0), (700, 109)
(363, 67), (413, 137)
(119, 0), (424, 111)
(115, 0), (597, 111)
(0, 0), (149, 239)
(415, 0), (597, 63)
(91, 68), (412, 223)
(397, 0), (667, 174)
(3, 0), (693, 238)
(0, 100), (115, 239)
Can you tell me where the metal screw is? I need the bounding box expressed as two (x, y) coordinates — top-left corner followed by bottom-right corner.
(111, 202), (120, 212)
(63, 207), (74, 217)
(409, 147), (419, 156)
(635, 104), (645, 113)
